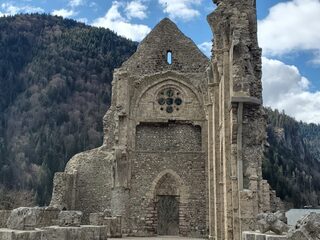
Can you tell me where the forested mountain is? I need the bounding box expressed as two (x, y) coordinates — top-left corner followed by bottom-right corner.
(0, 14), (319, 210)
(0, 14), (137, 207)
(264, 108), (320, 208)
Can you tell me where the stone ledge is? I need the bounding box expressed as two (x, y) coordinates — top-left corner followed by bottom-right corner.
(231, 96), (262, 105)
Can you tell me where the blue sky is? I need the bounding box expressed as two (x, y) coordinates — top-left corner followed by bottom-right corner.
(0, 0), (320, 123)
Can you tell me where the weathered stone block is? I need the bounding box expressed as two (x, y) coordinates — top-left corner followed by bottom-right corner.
(242, 231), (287, 240)
(287, 212), (320, 240)
(6, 207), (59, 230)
(257, 211), (289, 235)
(58, 211), (83, 227)
(245, 233), (256, 240)
(104, 216), (122, 237)
(0, 229), (42, 240)
(0, 210), (11, 228)
(89, 213), (104, 226)
(256, 234), (267, 240)
(41, 225), (107, 240)
(266, 236), (288, 240)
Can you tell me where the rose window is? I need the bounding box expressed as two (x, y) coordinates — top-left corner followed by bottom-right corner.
(157, 88), (183, 113)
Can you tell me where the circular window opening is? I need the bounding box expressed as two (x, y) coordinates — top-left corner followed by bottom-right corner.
(175, 98), (182, 106)
(166, 106), (173, 113)
(158, 98), (166, 105)
(157, 88), (183, 113)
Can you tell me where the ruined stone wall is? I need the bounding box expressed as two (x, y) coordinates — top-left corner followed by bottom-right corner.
(50, 18), (209, 237)
(50, 172), (76, 210)
(207, 0), (276, 239)
(51, 147), (114, 223)
(121, 18), (208, 75)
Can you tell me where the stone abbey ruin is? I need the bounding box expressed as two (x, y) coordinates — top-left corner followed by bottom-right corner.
(2, 0), (318, 240)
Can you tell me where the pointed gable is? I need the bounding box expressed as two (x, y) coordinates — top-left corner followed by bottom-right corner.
(121, 18), (209, 75)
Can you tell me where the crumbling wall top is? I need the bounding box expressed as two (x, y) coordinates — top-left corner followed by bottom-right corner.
(120, 18), (209, 75)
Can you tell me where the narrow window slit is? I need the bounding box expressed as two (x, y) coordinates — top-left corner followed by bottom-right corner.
(167, 51), (172, 65)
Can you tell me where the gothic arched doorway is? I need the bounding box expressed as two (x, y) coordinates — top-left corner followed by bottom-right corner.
(155, 173), (180, 235)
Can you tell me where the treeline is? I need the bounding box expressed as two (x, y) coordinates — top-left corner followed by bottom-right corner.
(0, 14), (137, 207)
(264, 108), (320, 207)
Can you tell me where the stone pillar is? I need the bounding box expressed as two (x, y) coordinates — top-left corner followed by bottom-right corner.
(207, 0), (269, 239)
(111, 187), (129, 232)
(111, 147), (130, 232)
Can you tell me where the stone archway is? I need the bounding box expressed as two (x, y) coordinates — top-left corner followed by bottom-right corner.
(155, 173), (179, 235)
(144, 170), (189, 236)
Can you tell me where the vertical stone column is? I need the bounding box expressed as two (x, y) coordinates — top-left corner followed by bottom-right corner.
(207, 64), (216, 240)
(110, 70), (132, 233)
(207, 0), (268, 239)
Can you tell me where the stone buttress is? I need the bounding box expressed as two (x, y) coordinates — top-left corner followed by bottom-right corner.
(206, 0), (276, 240)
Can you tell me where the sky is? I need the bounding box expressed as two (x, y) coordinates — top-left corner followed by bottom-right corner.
(0, 0), (319, 124)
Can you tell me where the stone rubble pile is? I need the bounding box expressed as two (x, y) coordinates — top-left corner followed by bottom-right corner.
(243, 212), (320, 240)
(0, 207), (122, 240)
(287, 212), (320, 240)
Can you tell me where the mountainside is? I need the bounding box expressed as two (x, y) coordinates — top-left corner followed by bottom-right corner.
(0, 14), (137, 207)
(0, 14), (319, 209)
(264, 108), (320, 208)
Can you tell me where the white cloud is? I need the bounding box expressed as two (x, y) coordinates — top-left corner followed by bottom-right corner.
(92, 1), (151, 41)
(89, 2), (97, 7)
(52, 9), (76, 18)
(125, 0), (147, 20)
(158, 0), (202, 21)
(89, 2), (97, 10)
(0, 3), (44, 16)
(262, 57), (320, 124)
(310, 51), (320, 65)
(69, 0), (85, 8)
(77, 17), (88, 24)
(198, 41), (211, 57)
(258, 0), (320, 56)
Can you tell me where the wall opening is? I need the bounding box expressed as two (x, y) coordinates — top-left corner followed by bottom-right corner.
(157, 196), (179, 235)
(167, 51), (172, 65)
(155, 173), (180, 235)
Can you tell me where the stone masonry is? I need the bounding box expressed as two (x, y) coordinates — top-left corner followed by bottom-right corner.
(50, 18), (209, 237)
(206, 0), (277, 239)
(1, 0), (283, 239)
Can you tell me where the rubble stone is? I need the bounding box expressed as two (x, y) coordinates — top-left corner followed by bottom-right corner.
(58, 211), (83, 227)
(0, 228), (42, 240)
(0, 210), (11, 228)
(41, 225), (107, 240)
(257, 211), (289, 234)
(6, 207), (59, 230)
(242, 231), (288, 240)
(287, 212), (320, 240)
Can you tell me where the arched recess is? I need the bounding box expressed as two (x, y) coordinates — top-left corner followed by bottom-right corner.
(145, 170), (189, 236)
(130, 72), (206, 120)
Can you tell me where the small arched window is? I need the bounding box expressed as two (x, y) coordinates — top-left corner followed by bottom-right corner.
(167, 51), (172, 65)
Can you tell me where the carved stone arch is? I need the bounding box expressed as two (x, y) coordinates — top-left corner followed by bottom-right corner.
(148, 169), (189, 203)
(145, 170), (189, 236)
(132, 77), (206, 121)
(131, 72), (205, 118)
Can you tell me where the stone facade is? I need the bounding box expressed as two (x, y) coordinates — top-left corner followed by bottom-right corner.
(50, 18), (209, 237)
(46, 0), (279, 239)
